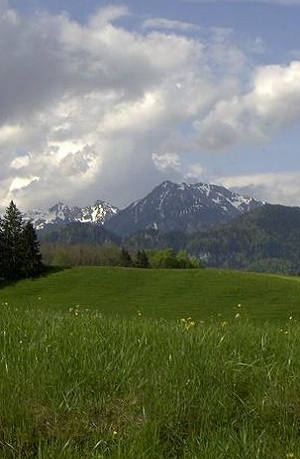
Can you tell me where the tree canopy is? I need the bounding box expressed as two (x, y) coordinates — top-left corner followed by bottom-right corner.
(0, 201), (44, 281)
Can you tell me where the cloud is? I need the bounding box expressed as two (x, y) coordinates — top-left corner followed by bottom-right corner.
(152, 152), (182, 172)
(219, 172), (300, 206)
(9, 176), (40, 193)
(194, 61), (300, 151)
(0, 4), (236, 209)
(141, 17), (201, 33)
(184, 164), (205, 182)
(88, 5), (129, 27)
(0, 3), (299, 210)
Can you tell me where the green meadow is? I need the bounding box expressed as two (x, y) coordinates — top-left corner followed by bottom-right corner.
(1, 267), (300, 458)
(2, 266), (300, 322)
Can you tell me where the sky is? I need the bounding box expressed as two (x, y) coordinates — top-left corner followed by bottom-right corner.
(1, 0), (300, 210)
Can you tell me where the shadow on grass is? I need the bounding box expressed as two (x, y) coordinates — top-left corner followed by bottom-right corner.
(0, 265), (71, 289)
(40, 264), (71, 277)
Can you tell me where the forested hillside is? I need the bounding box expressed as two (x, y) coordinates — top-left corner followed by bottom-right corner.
(39, 222), (120, 246)
(37, 203), (300, 275)
(187, 205), (300, 274)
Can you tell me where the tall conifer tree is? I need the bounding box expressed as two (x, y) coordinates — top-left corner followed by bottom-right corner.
(2, 201), (24, 280)
(135, 249), (149, 268)
(21, 221), (43, 277)
(0, 201), (44, 281)
(0, 216), (5, 279)
(120, 247), (133, 267)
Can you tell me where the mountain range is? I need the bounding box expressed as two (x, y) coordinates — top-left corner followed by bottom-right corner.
(15, 180), (300, 275)
(104, 181), (263, 236)
(25, 200), (119, 230)
(24, 180), (264, 235)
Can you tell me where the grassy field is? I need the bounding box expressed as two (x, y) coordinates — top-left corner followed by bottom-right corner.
(1, 266), (300, 322)
(1, 267), (300, 458)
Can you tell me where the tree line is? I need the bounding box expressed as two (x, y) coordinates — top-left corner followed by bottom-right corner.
(0, 200), (203, 278)
(0, 201), (44, 281)
(41, 243), (204, 269)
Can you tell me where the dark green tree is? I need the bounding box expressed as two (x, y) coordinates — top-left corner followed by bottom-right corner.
(0, 216), (5, 279)
(0, 201), (44, 281)
(135, 249), (149, 268)
(120, 247), (133, 267)
(21, 221), (44, 277)
(1, 201), (24, 280)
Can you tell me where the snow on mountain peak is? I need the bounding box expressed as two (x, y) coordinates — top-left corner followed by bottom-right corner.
(25, 200), (119, 229)
(104, 180), (265, 236)
(18, 180), (264, 234)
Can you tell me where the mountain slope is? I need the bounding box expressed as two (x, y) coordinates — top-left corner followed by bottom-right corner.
(25, 200), (119, 229)
(105, 180), (264, 237)
(186, 204), (300, 274)
(124, 228), (188, 252)
(39, 222), (120, 246)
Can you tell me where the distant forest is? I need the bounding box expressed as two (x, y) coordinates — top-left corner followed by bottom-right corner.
(40, 204), (300, 275)
(41, 244), (204, 270)
(2, 200), (300, 278)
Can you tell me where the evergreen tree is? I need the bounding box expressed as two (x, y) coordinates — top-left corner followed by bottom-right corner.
(0, 216), (5, 279)
(21, 221), (44, 277)
(2, 201), (24, 280)
(135, 249), (149, 268)
(120, 247), (133, 267)
(0, 201), (44, 281)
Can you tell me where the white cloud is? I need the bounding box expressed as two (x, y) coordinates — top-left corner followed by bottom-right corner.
(219, 172), (300, 206)
(194, 61), (300, 151)
(252, 61), (300, 124)
(152, 152), (182, 172)
(8, 175), (40, 194)
(0, 4), (299, 210)
(10, 155), (30, 170)
(0, 124), (24, 146)
(88, 5), (129, 27)
(142, 17), (201, 33)
(0, 5), (235, 208)
(184, 164), (204, 181)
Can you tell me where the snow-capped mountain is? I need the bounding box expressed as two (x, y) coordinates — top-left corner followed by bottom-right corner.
(104, 180), (264, 236)
(22, 180), (264, 235)
(25, 200), (119, 230)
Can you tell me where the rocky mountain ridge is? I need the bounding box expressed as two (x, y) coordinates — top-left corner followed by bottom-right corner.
(104, 181), (264, 236)
(19, 180), (264, 234)
(24, 200), (119, 230)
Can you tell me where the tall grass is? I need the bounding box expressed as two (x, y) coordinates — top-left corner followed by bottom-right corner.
(1, 302), (300, 458)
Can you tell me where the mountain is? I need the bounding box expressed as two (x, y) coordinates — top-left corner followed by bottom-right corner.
(186, 204), (300, 274)
(25, 200), (119, 230)
(39, 222), (120, 246)
(123, 204), (300, 274)
(15, 183), (300, 274)
(104, 180), (264, 237)
(124, 228), (188, 252)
